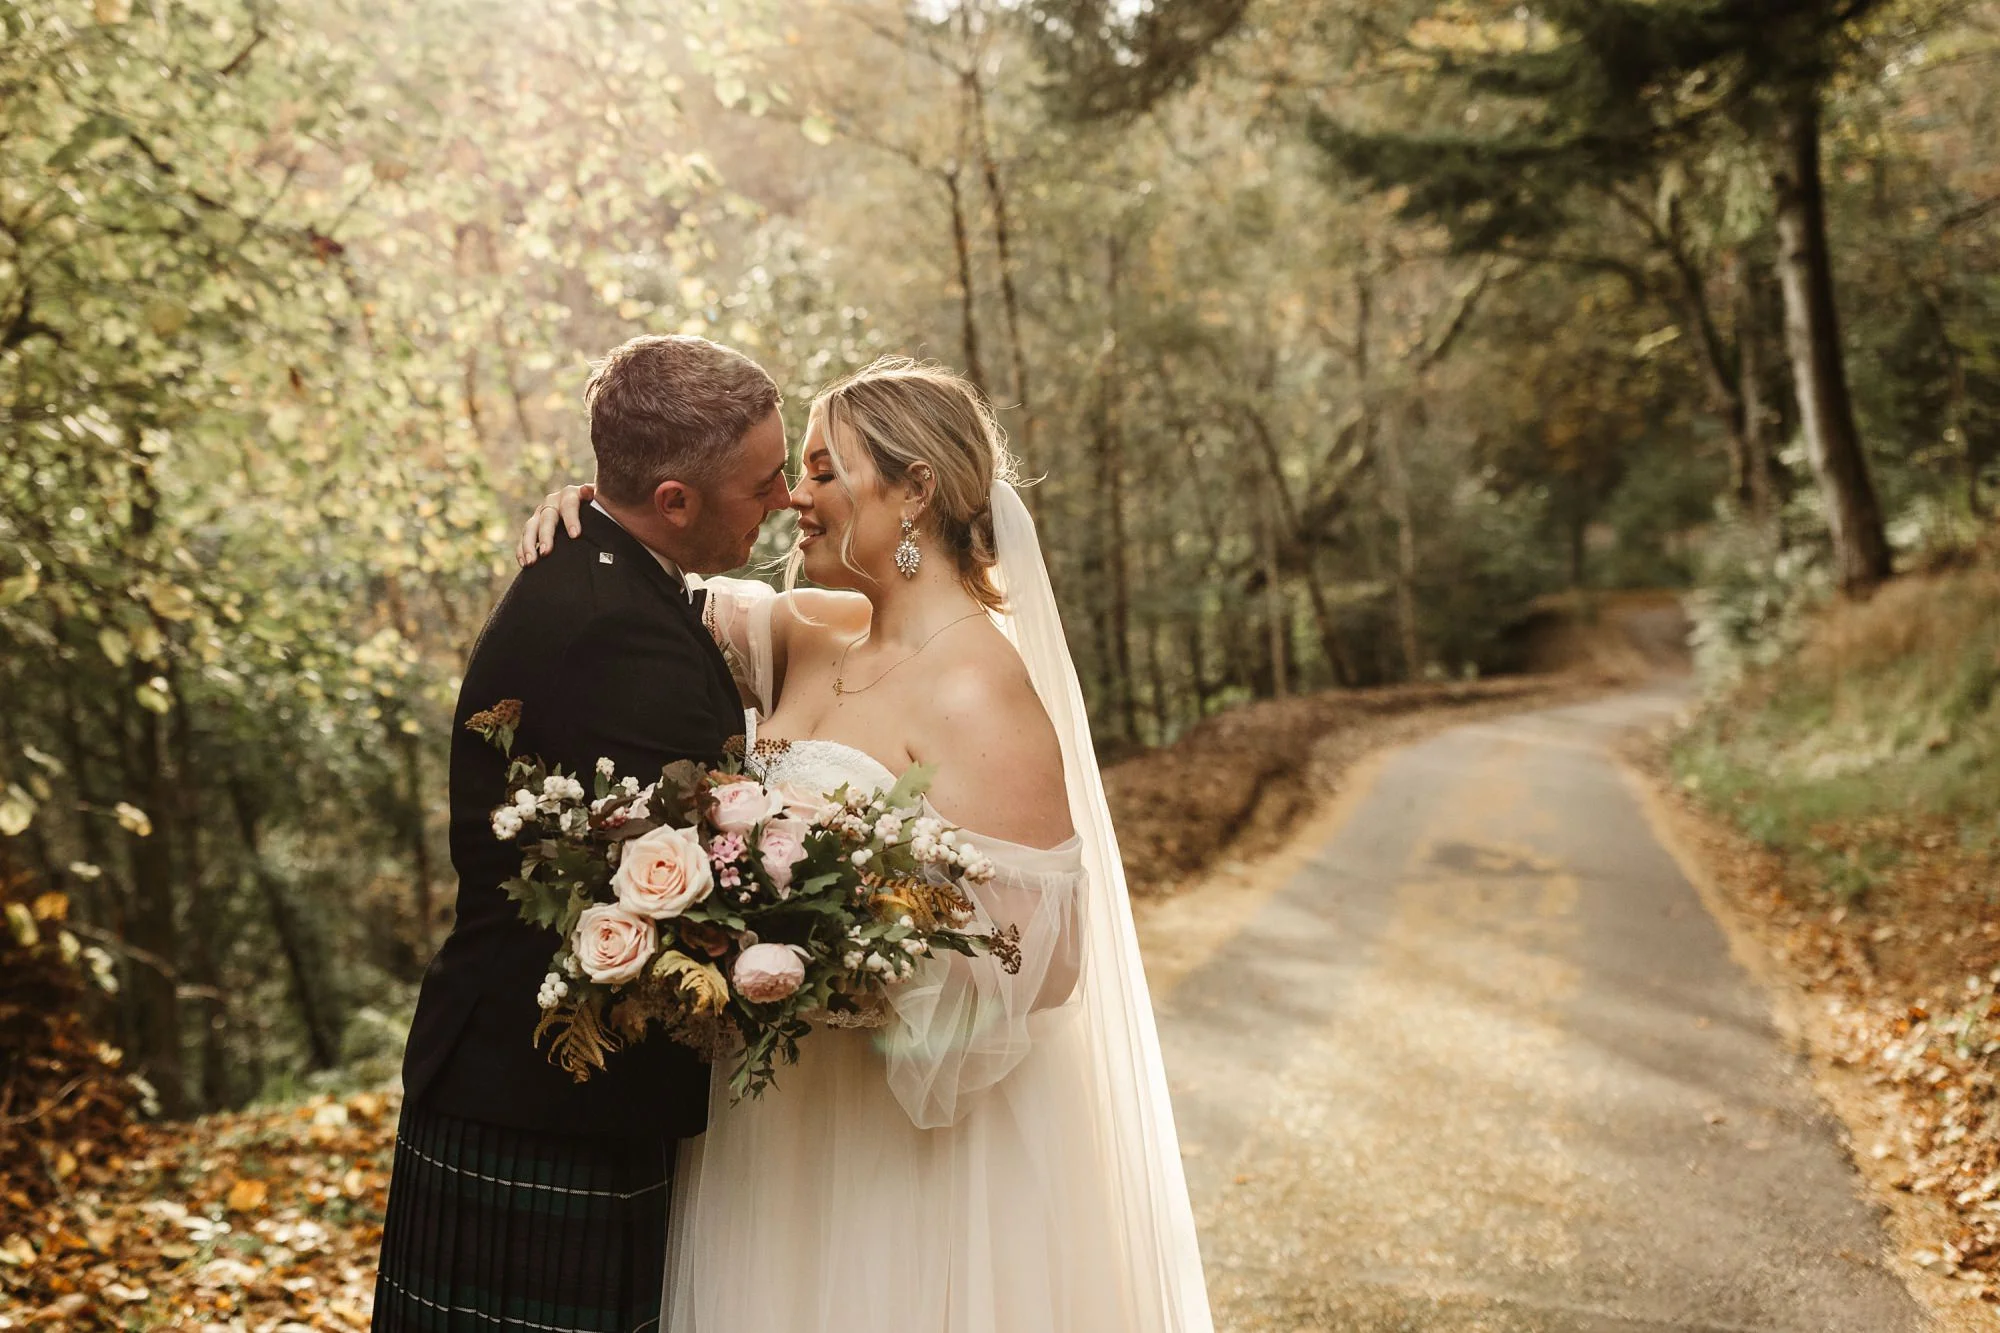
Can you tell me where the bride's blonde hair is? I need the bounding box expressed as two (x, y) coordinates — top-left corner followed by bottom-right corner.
(797, 357), (1016, 611)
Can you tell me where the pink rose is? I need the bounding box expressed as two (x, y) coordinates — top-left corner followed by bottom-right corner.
(757, 817), (810, 890)
(572, 904), (656, 986)
(709, 778), (783, 837)
(770, 780), (829, 823)
(732, 942), (806, 1003)
(614, 824), (713, 919)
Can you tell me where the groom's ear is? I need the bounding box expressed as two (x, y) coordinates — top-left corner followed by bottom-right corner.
(652, 478), (700, 530)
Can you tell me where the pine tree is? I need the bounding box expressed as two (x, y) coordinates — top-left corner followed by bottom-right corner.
(1315, 0), (1894, 591)
(1039, 0), (1898, 592)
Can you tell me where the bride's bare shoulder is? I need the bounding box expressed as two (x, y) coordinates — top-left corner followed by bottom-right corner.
(773, 588), (870, 649)
(912, 629), (1073, 849)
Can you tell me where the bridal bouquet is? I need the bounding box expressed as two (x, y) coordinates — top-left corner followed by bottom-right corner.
(466, 700), (1021, 1100)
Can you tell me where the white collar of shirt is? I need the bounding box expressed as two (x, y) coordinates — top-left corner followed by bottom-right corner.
(589, 499), (686, 586)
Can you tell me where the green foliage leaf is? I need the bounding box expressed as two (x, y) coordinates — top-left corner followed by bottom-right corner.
(882, 763), (935, 812)
(133, 677), (172, 715)
(0, 571), (39, 607)
(49, 114), (128, 171)
(503, 877), (569, 932)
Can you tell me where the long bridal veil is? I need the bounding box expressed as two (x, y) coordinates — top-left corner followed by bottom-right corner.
(987, 480), (1215, 1330)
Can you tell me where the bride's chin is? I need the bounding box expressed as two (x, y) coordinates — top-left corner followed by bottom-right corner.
(795, 539), (834, 579)
(797, 544), (870, 591)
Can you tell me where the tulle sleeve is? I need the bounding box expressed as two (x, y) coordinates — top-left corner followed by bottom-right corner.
(881, 828), (1087, 1129)
(694, 575), (779, 715)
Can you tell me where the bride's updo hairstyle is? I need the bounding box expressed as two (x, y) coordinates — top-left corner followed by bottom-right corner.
(803, 356), (1016, 612)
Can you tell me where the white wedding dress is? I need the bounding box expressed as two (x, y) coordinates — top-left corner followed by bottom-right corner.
(668, 484), (1212, 1332)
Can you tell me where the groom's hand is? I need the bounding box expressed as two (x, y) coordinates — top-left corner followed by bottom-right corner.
(517, 483), (595, 566)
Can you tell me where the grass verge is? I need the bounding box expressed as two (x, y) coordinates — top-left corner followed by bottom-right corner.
(1660, 561), (2000, 1319)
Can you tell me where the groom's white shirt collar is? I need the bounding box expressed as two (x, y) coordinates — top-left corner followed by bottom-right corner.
(589, 498), (690, 590)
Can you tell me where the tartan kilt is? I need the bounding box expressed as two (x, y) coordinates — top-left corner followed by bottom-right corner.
(373, 1104), (674, 1333)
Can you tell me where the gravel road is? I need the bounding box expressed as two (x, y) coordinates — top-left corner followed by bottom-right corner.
(1156, 688), (1928, 1332)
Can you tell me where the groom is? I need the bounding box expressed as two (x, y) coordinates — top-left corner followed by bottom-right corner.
(374, 335), (791, 1332)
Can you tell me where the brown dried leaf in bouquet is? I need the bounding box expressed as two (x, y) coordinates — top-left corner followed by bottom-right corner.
(651, 952), (731, 1015)
(871, 878), (974, 934)
(533, 992), (621, 1081)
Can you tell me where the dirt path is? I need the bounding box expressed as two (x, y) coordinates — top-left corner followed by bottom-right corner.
(1149, 688), (1928, 1332)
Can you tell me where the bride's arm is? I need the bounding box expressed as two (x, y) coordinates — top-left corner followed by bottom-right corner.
(913, 653), (1080, 1008)
(915, 654), (1075, 850)
(881, 658), (1085, 1128)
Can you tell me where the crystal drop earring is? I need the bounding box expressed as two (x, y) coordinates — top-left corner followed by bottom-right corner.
(894, 516), (922, 578)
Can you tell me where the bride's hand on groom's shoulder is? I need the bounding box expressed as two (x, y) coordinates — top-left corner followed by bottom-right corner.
(517, 483), (594, 566)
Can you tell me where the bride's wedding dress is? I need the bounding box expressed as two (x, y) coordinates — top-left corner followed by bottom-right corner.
(667, 734), (1132, 1330)
(668, 485), (1211, 1332)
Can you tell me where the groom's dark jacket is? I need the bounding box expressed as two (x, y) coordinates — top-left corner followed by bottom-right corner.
(403, 506), (744, 1141)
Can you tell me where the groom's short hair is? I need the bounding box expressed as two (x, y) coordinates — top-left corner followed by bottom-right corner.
(583, 335), (781, 505)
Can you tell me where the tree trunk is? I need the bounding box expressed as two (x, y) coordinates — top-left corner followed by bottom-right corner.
(1144, 615), (1171, 743)
(959, 12), (1035, 480)
(55, 673), (116, 939)
(1944, 335), (1979, 516)
(123, 462), (186, 1116)
(942, 165), (987, 397)
(1098, 237), (1136, 740)
(125, 672), (185, 1113)
(1912, 280), (1981, 517)
(1566, 487), (1588, 589)
(1184, 620), (1214, 716)
(170, 679), (228, 1111)
(1377, 427), (1423, 679)
(1242, 404), (1344, 685)
(461, 349), (488, 446)
(1770, 91), (1891, 593)
(1665, 229), (1753, 510)
(1260, 488), (1289, 699)
(1351, 270), (1421, 679)
(229, 782), (342, 1071)
(1733, 257), (1776, 528)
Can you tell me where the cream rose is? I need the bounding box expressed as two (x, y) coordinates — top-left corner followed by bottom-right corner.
(732, 942), (806, 1003)
(613, 824), (713, 919)
(709, 778), (784, 836)
(757, 817), (810, 891)
(571, 904), (656, 986)
(770, 780), (829, 823)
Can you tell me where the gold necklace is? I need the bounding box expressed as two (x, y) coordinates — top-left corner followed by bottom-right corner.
(833, 610), (986, 697)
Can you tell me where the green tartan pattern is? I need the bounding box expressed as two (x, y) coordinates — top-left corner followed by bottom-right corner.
(373, 1105), (672, 1332)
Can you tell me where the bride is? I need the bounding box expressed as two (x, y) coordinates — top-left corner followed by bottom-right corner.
(518, 357), (1212, 1332)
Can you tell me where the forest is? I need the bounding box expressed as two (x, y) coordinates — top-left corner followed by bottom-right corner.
(2, 0), (1996, 1130)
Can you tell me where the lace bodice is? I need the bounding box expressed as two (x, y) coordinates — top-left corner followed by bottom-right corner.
(753, 736), (898, 800)
(752, 734), (1083, 867)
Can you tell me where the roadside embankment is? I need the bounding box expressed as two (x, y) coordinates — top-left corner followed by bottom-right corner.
(1105, 673), (1600, 897)
(1110, 588), (1689, 897)
(1647, 559), (2000, 1322)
